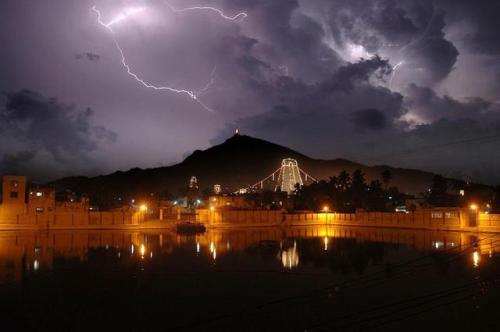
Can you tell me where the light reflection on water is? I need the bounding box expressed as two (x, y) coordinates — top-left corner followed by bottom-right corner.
(0, 226), (499, 331)
(473, 250), (481, 267)
(281, 240), (299, 269)
(0, 226), (497, 284)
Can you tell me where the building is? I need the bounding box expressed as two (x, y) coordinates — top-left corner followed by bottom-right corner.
(0, 175), (140, 227)
(56, 196), (90, 212)
(28, 186), (56, 214)
(0, 176), (27, 218)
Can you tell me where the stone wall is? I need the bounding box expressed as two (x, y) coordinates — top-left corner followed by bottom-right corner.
(197, 209), (284, 225)
(197, 208), (500, 233)
(479, 213), (500, 232)
(0, 211), (140, 228)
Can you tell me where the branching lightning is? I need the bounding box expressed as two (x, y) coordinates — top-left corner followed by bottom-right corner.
(196, 66), (217, 96)
(91, 4), (247, 112)
(387, 10), (437, 89)
(389, 60), (405, 87)
(164, 2), (248, 21)
(100, 7), (146, 28)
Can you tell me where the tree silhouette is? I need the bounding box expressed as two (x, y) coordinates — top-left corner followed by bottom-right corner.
(491, 186), (500, 213)
(381, 169), (392, 189)
(427, 175), (456, 207)
(293, 169), (407, 213)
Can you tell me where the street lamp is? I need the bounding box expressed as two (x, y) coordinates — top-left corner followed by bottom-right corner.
(469, 204), (478, 211)
(138, 204), (147, 223)
(322, 205), (330, 223)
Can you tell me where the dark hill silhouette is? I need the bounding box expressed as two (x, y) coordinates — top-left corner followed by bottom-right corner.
(51, 134), (450, 206)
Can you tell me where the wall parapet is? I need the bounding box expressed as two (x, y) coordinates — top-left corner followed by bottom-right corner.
(196, 208), (500, 233)
(0, 211), (140, 228)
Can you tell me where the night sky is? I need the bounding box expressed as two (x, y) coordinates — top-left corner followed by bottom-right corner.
(1, 0), (500, 183)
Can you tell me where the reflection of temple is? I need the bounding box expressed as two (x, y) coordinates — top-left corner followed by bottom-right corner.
(1, 226), (497, 284)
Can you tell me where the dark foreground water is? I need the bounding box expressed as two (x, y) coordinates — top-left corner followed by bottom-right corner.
(1, 226), (499, 331)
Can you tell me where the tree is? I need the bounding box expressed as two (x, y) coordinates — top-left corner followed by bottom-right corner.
(381, 170), (392, 189)
(293, 169), (408, 213)
(337, 171), (352, 191)
(427, 175), (455, 207)
(350, 169), (367, 210)
(492, 186), (500, 213)
(366, 180), (386, 211)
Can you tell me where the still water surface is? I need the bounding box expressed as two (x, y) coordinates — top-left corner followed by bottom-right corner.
(1, 226), (499, 331)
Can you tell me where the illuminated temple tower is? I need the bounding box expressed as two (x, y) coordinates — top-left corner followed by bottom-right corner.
(279, 159), (303, 195)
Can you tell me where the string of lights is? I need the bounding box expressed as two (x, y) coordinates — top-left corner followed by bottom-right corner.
(237, 158), (318, 194)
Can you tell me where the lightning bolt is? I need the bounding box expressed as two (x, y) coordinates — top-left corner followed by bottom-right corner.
(388, 10), (437, 88)
(101, 7), (146, 28)
(196, 66), (217, 96)
(91, 4), (247, 112)
(165, 2), (248, 21)
(389, 60), (404, 87)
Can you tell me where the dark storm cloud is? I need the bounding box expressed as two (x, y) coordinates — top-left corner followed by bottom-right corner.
(0, 151), (37, 174)
(436, 0), (500, 55)
(0, 90), (116, 177)
(301, 0), (459, 85)
(220, 0), (343, 82)
(351, 109), (387, 131)
(215, 55), (500, 183)
(400, 116), (500, 182)
(208, 0), (500, 183)
(319, 55), (392, 90)
(76, 52), (101, 61)
(402, 9), (458, 83)
(323, 0), (419, 51)
(404, 84), (492, 123)
(1, 0), (500, 183)
(214, 57), (404, 152)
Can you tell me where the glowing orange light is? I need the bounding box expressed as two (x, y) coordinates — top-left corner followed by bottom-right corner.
(469, 204), (478, 211)
(473, 250), (480, 267)
(139, 204), (147, 212)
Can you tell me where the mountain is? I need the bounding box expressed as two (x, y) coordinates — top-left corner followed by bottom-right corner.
(51, 134), (456, 205)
